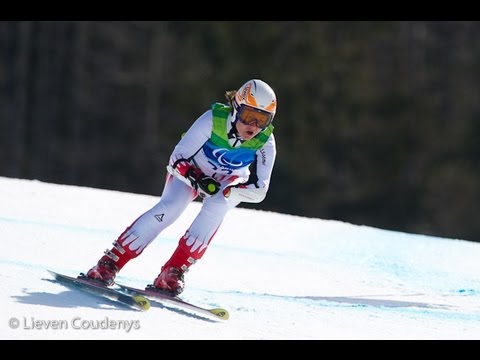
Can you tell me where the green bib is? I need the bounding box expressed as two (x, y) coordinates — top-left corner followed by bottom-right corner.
(201, 103), (273, 171)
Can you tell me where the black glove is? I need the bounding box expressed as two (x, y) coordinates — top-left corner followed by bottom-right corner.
(186, 167), (221, 196)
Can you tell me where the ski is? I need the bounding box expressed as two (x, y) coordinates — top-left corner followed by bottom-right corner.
(47, 270), (150, 312)
(116, 283), (229, 321)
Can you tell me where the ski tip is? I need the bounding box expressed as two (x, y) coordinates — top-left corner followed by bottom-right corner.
(133, 295), (151, 311)
(209, 308), (229, 320)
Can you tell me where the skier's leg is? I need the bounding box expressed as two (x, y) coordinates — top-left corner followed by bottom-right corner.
(152, 193), (240, 294)
(86, 175), (197, 285)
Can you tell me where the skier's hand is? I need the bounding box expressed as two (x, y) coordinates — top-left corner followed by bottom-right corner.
(174, 159), (193, 177)
(186, 167), (220, 196)
(223, 183), (247, 198)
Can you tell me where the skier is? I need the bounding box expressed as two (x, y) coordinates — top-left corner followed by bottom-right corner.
(85, 79), (278, 295)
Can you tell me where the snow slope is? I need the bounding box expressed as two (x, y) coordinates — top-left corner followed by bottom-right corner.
(1, 176), (480, 339)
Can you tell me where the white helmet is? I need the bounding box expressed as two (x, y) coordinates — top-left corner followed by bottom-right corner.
(233, 79), (277, 129)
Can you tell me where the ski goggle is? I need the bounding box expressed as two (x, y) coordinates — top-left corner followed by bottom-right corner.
(236, 105), (273, 129)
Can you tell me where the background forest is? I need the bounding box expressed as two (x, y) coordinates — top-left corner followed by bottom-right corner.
(1, 21), (480, 241)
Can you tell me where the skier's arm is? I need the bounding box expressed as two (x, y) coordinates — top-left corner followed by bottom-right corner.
(223, 134), (277, 203)
(167, 110), (220, 197)
(169, 110), (212, 169)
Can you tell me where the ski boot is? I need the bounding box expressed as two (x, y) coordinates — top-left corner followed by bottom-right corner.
(85, 256), (118, 286)
(151, 266), (186, 295)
